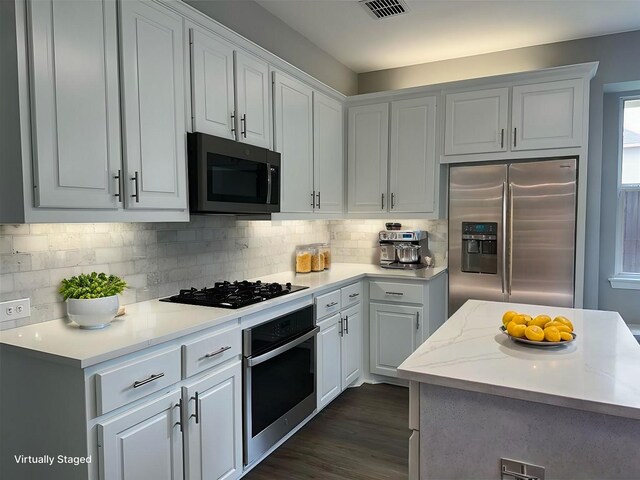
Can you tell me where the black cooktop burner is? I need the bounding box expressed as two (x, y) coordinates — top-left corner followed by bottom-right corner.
(159, 280), (308, 309)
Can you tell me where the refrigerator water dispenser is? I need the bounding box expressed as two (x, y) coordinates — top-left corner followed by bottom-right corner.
(461, 222), (498, 274)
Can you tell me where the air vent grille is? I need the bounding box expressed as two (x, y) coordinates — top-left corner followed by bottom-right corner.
(360, 0), (409, 20)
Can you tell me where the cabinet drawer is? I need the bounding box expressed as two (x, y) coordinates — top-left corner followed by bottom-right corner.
(182, 325), (241, 378)
(315, 290), (341, 320)
(341, 282), (362, 308)
(95, 347), (181, 415)
(370, 281), (423, 304)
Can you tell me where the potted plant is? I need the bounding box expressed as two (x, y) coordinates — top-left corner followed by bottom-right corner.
(59, 272), (127, 329)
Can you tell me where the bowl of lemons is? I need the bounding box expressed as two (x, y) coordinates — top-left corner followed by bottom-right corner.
(500, 311), (576, 347)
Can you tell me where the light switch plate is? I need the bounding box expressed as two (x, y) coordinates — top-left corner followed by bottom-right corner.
(1, 298), (31, 323)
(501, 458), (545, 480)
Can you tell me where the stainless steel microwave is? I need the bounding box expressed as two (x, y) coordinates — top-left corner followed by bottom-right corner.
(187, 132), (280, 214)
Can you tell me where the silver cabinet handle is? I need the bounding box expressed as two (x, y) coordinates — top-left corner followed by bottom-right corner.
(311, 191), (316, 208)
(231, 111), (236, 139)
(316, 191), (321, 209)
(416, 311), (420, 331)
(241, 114), (247, 138)
(132, 372), (164, 388)
(385, 291), (404, 296)
(381, 193), (385, 210)
(391, 193), (395, 209)
(348, 293), (360, 298)
(513, 127), (517, 148)
(114, 170), (123, 202)
(130, 171), (140, 203)
(190, 391), (199, 424)
(203, 345), (231, 359)
(339, 316), (344, 337)
(500, 128), (505, 149)
(344, 315), (349, 335)
(174, 399), (183, 432)
(326, 301), (338, 308)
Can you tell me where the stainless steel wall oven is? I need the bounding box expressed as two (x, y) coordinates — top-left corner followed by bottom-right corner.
(242, 305), (317, 466)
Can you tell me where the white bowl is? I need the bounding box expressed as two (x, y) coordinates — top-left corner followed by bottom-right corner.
(67, 295), (119, 329)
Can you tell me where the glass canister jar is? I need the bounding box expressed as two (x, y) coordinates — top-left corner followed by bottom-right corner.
(319, 243), (331, 270)
(311, 245), (324, 272)
(295, 245), (312, 274)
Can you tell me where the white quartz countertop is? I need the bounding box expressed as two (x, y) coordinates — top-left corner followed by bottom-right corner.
(397, 300), (640, 420)
(0, 263), (446, 368)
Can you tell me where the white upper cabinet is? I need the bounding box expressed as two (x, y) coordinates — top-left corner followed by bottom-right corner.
(190, 29), (236, 140)
(389, 97), (437, 213)
(444, 88), (509, 155)
(511, 79), (583, 151)
(235, 52), (271, 149)
(27, 0), (121, 209)
(348, 103), (389, 213)
(274, 71), (314, 213)
(120, 0), (188, 210)
(313, 92), (344, 213)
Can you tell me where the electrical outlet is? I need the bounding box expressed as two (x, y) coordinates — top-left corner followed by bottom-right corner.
(1, 298), (31, 323)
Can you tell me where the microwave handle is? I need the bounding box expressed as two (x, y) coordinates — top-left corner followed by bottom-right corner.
(266, 163), (272, 205)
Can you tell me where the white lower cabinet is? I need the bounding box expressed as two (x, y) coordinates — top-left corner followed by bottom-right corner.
(183, 360), (242, 480)
(98, 389), (184, 480)
(370, 303), (423, 378)
(316, 283), (363, 411)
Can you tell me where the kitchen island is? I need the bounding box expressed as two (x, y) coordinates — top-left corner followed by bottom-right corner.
(398, 300), (640, 480)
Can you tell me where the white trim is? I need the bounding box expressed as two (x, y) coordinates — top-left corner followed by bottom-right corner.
(608, 276), (640, 290)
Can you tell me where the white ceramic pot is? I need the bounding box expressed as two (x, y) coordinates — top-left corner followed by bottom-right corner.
(67, 295), (119, 329)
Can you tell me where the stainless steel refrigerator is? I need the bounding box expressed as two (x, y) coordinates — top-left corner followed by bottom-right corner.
(448, 158), (577, 315)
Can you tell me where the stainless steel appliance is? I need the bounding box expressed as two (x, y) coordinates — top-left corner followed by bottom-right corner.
(187, 132), (280, 214)
(159, 280), (307, 309)
(379, 230), (431, 269)
(243, 305), (318, 466)
(448, 158), (577, 315)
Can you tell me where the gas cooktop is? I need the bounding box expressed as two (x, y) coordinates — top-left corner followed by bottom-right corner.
(159, 280), (308, 309)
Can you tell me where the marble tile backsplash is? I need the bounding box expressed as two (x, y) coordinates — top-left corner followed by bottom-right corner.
(0, 218), (447, 329)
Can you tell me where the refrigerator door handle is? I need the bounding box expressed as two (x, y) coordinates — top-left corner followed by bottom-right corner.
(501, 181), (507, 294)
(508, 182), (514, 295)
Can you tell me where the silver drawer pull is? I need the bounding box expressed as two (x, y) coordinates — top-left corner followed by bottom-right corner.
(132, 372), (164, 388)
(385, 291), (404, 296)
(203, 346), (232, 359)
(326, 301), (338, 307)
(348, 293), (360, 298)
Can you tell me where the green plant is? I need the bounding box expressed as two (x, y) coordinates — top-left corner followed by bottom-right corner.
(59, 272), (127, 300)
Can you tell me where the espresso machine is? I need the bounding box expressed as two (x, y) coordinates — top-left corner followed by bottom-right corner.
(379, 230), (432, 269)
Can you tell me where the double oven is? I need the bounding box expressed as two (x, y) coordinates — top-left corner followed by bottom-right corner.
(242, 305), (318, 466)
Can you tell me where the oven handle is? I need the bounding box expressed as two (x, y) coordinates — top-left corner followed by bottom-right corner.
(246, 326), (319, 368)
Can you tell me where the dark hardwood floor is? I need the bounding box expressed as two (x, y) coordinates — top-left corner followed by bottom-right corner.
(244, 383), (409, 480)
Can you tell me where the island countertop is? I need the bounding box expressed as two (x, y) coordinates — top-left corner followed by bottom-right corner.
(397, 299), (640, 420)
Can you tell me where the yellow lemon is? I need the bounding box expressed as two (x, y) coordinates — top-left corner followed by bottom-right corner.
(560, 332), (573, 341)
(511, 314), (530, 326)
(544, 326), (561, 342)
(507, 321), (527, 338)
(554, 316), (574, 331)
(529, 314), (552, 328)
(524, 325), (544, 342)
(502, 310), (519, 327)
(544, 321), (572, 333)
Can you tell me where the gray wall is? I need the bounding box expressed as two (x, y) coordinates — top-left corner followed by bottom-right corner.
(359, 30), (640, 321)
(184, 0), (358, 95)
(599, 90), (640, 323)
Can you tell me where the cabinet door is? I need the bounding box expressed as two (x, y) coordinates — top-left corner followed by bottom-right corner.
(98, 389), (183, 480)
(120, 0), (187, 210)
(390, 97), (437, 213)
(274, 72), (314, 213)
(511, 79), (583, 151)
(235, 51), (271, 148)
(184, 361), (242, 480)
(348, 104), (389, 212)
(341, 304), (362, 388)
(191, 29), (236, 140)
(444, 88), (508, 155)
(317, 314), (342, 411)
(27, 0), (120, 209)
(370, 303), (423, 378)
(313, 92), (344, 213)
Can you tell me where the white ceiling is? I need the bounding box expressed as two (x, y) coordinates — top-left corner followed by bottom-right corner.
(257, 0), (640, 73)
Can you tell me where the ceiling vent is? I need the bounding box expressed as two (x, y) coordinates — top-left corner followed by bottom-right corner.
(360, 0), (409, 20)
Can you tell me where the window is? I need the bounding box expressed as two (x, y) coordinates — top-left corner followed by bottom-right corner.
(616, 97), (640, 278)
